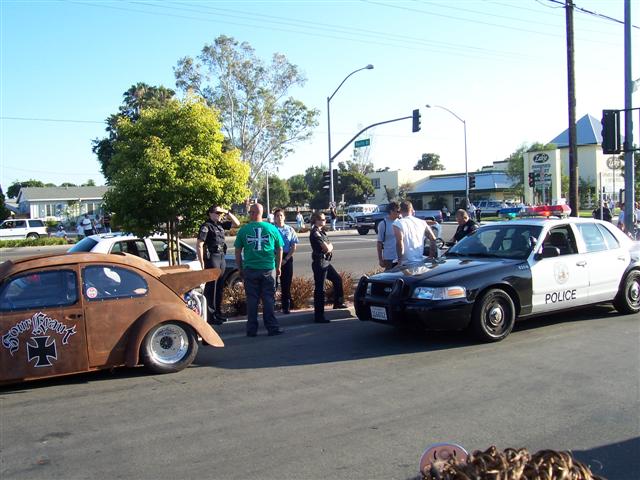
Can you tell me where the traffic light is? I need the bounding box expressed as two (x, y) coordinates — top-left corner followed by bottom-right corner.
(601, 109), (621, 154)
(528, 172), (536, 188)
(412, 109), (421, 133)
(468, 174), (476, 189)
(333, 169), (340, 186)
(322, 170), (331, 189)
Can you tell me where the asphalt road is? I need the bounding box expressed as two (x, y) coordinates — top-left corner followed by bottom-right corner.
(1, 305), (638, 480)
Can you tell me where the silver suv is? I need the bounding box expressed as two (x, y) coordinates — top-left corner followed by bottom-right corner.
(0, 219), (48, 239)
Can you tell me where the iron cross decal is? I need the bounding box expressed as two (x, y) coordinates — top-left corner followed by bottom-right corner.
(27, 336), (57, 367)
(246, 227), (270, 251)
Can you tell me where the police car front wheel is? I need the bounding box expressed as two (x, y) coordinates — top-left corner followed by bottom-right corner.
(471, 289), (516, 343)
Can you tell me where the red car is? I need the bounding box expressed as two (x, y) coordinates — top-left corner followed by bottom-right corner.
(0, 253), (223, 385)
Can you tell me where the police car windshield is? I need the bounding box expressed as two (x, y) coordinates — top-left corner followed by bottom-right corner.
(448, 224), (543, 260)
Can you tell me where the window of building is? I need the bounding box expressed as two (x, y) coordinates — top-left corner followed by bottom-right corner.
(371, 178), (380, 189)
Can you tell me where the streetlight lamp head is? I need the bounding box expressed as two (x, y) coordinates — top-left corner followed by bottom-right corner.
(425, 104), (432, 108)
(366, 64), (374, 69)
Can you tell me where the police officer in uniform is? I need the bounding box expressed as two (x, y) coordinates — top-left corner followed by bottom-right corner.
(309, 211), (347, 324)
(197, 205), (240, 325)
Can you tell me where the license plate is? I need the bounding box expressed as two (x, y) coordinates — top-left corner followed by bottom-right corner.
(370, 306), (388, 321)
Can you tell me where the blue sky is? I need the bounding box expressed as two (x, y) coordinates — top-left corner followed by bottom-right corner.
(1, 0), (637, 191)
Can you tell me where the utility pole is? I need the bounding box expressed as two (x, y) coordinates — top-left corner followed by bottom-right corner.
(623, 0), (635, 233)
(565, 0), (579, 216)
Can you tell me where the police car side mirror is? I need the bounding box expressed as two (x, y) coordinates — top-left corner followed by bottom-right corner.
(535, 246), (560, 260)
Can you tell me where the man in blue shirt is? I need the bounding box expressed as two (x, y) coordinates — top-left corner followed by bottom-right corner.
(273, 208), (299, 314)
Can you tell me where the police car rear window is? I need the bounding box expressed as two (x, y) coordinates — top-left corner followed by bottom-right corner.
(68, 237), (99, 252)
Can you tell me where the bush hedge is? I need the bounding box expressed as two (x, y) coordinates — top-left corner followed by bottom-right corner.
(0, 237), (70, 248)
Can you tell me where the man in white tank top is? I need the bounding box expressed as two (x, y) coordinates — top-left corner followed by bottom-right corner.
(393, 201), (437, 264)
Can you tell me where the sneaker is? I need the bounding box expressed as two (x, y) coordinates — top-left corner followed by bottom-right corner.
(267, 328), (285, 336)
(333, 303), (348, 309)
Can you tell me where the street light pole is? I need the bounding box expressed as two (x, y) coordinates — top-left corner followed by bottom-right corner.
(426, 104), (469, 206)
(327, 64), (374, 206)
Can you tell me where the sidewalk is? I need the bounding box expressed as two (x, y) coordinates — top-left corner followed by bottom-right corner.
(213, 305), (357, 337)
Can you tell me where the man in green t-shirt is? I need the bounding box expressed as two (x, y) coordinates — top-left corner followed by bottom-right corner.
(234, 203), (284, 337)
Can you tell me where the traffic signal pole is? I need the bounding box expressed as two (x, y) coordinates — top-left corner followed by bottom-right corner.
(330, 114), (413, 165)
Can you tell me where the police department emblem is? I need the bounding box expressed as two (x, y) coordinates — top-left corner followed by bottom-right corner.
(554, 263), (569, 284)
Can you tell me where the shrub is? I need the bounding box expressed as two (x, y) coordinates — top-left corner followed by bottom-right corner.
(0, 237), (68, 248)
(324, 270), (355, 303)
(221, 283), (247, 317)
(289, 276), (314, 309)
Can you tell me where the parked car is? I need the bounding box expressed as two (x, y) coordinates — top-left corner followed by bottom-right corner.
(0, 252), (224, 385)
(345, 204), (378, 227)
(354, 204), (443, 235)
(68, 233), (241, 288)
(474, 200), (507, 216)
(0, 218), (48, 240)
(355, 217), (640, 342)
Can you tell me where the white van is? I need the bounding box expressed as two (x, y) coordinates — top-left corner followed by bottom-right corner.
(345, 204), (378, 226)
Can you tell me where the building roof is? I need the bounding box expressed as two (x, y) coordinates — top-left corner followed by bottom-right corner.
(17, 186), (109, 202)
(548, 113), (602, 148)
(410, 172), (514, 194)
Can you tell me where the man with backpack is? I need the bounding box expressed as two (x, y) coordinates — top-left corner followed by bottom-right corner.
(376, 201), (401, 270)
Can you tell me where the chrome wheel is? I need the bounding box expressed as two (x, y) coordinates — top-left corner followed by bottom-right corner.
(141, 322), (198, 373)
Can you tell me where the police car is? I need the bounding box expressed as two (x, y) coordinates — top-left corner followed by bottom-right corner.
(354, 217), (640, 342)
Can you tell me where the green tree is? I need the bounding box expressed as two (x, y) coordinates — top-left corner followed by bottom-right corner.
(174, 35), (319, 193)
(104, 98), (249, 260)
(59, 182), (77, 188)
(82, 179), (96, 187)
(287, 174), (311, 206)
(415, 153), (445, 170)
(7, 179), (45, 198)
(93, 83), (176, 181)
(0, 186), (10, 220)
(258, 174), (290, 209)
(336, 169), (374, 205)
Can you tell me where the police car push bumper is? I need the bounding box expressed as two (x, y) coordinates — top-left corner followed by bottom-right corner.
(355, 276), (474, 330)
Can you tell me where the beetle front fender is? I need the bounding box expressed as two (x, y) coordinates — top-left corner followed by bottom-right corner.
(125, 304), (224, 367)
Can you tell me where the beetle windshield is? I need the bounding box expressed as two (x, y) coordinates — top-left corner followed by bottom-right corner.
(447, 224), (543, 260)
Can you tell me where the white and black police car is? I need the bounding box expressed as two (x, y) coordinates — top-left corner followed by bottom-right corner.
(354, 216), (640, 342)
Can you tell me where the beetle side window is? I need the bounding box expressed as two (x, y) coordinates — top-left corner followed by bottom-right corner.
(82, 265), (148, 301)
(576, 223), (608, 253)
(0, 270), (78, 311)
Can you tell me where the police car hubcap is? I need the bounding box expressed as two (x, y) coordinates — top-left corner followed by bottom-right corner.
(630, 281), (640, 303)
(488, 306), (504, 328)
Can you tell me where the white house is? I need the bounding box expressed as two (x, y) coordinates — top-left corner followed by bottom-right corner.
(16, 186), (109, 221)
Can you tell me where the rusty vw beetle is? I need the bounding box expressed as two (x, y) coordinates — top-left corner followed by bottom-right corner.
(0, 253), (224, 385)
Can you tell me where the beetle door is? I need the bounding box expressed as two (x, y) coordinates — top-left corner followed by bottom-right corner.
(529, 226), (590, 314)
(0, 267), (88, 383)
(81, 265), (151, 368)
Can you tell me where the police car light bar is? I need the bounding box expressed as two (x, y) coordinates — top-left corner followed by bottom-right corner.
(523, 205), (571, 218)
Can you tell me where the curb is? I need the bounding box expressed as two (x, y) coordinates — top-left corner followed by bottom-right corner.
(211, 306), (357, 336)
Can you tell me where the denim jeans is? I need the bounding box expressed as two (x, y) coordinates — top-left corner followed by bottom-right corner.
(243, 268), (279, 334)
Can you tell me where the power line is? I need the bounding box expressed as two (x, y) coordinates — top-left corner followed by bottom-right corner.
(0, 116), (104, 124)
(542, 0), (639, 29)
